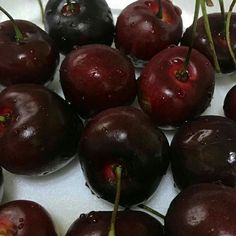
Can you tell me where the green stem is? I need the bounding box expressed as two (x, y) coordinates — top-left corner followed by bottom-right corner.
(219, 0), (226, 35)
(156, 0), (163, 19)
(200, 0), (221, 73)
(226, 0), (236, 68)
(37, 0), (45, 25)
(0, 6), (24, 42)
(108, 166), (122, 236)
(138, 204), (165, 220)
(183, 0), (201, 70)
(0, 116), (6, 123)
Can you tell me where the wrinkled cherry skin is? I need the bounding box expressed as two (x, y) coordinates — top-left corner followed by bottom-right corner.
(181, 13), (236, 73)
(170, 115), (236, 190)
(0, 20), (59, 86)
(165, 184), (236, 236)
(138, 46), (215, 128)
(45, 0), (114, 54)
(224, 85), (236, 121)
(66, 210), (164, 236)
(0, 200), (57, 236)
(60, 44), (136, 119)
(0, 84), (83, 176)
(79, 106), (169, 206)
(115, 0), (183, 61)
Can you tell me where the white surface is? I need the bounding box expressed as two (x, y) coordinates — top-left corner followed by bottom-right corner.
(0, 0), (235, 235)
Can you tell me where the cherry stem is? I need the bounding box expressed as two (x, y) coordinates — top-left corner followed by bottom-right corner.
(37, 0), (45, 25)
(108, 165), (122, 236)
(138, 204), (165, 220)
(156, 0), (163, 19)
(182, 0), (201, 71)
(0, 6), (24, 42)
(226, 0), (236, 68)
(219, 0), (226, 35)
(66, 0), (75, 11)
(200, 0), (221, 73)
(0, 116), (6, 123)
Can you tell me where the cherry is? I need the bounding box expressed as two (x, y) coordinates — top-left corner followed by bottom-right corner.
(79, 106), (169, 206)
(115, 0), (183, 62)
(0, 7), (59, 86)
(223, 85), (236, 121)
(170, 115), (236, 190)
(60, 44), (136, 118)
(0, 84), (83, 176)
(165, 183), (236, 236)
(65, 210), (164, 236)
(0, 200), (57, 236)
(138, 46), (215, 128)
(181, 13), (236, 73)
(44, 0), (114, 54)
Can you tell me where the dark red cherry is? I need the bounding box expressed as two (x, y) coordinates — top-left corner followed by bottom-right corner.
(0, 20), (59, 86)
(44, 0), (114, 54)
(65, 210), (164, 236)
(0, 84), (83, 176)
(224, 85), (236, 121)
(181, 13), (236, 73)
(138, 46), (215, 128)
(170, 115), (236, 189)
(60, 44), (136, 118)
(0, 200), (57, 236)
(115, 0), (183, 61)
(165, 184), (236, 236)
(79, 106), (169, 206)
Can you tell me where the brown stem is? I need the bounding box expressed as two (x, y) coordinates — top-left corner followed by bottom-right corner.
(108, 166), (122, 236)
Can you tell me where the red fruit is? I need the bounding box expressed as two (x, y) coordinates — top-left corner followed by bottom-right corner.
(0, 200), (57, 236)
(0, 20), (59, 86)
(165, 184), (236, 236)
(115, 0), (183, 61)
(138, 46), (215, 128)
(60, 44), (136, 118)
(224, 85), (236, 121)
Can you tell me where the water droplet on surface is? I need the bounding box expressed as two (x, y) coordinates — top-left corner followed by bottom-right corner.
(18, 223), (24, 230)
(87, 212), (97, 223)
(19, 218), (24, 222)
(177, 89), (185, 98)
(144, 1), (152, 7)
(79, 213), (86, 219)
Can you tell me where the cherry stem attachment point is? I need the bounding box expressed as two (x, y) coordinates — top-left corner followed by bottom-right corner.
(108, 165), (122, 236)
(0, 116), (6, 123)
(0, 6), (24, 42)
(66, 0), (75, 12)
(156, 0), (163, 19)
(200, 0), (221, 73)
(138, 204), (165, 220)
(37, 0), (45, 25)
(226, 0), (236, 68)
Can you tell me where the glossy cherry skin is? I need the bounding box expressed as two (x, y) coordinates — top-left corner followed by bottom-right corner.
(181, 13), (236, 73)
(0, 84), (83, 176)
(138, 46), (215, 128)
(0, 200), (57, 236)
(60, 44), (136, 119)
(224, 85), (236, 121)
(165, 184), (236, 236)
(0, 20), (59, 86)
(45, 0), (114, 54)
(79, 106), (169, 206)
(170, 115), (236, 190)
(115, 0), (183, 61)
(66, 210), (164, 236)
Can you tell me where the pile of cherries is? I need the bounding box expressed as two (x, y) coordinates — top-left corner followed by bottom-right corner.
(0, 0), (236, 235)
